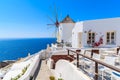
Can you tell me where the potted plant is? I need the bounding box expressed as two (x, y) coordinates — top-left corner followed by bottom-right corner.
(49, 76), (55, 80)
(58, 78), (63, 80)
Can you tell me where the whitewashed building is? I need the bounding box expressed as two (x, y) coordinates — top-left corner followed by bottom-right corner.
(57, 15), (75, 44)
(72, 18), (120, 48)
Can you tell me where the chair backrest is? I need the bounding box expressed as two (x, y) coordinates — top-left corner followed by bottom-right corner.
(104, 56), (116, 65)
(80, 50), (85, 55)
(84, 51), (91, 57)
(93, 53), (100, 60)
(117, 47), (120, 55)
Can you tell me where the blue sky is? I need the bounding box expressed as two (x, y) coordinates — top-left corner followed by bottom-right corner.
(0, 0), (120, 38)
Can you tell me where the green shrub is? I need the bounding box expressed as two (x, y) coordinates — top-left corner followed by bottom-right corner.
(49, 76), (55, 80)
(58, 78), (63, 80)
(11, 77), (14, 80)
(17, 74), (21, 78)
(11, 77), (18, 80)
(11, 64), (30, 80)
(22, 66), (28, 75)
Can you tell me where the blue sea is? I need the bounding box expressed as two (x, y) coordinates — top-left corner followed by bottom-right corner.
(0, 38), (56, 61)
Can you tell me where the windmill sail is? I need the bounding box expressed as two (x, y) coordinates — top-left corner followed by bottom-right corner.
(47, 5), (61, 41)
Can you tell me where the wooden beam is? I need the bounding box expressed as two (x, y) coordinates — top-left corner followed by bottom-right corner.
(117, 46), (120, 55)
(94, 62), (98, 80)
(77, 53), (79, 68)
(68, 49), (70, 55)
(76, 50), (81, 68)
(67, 49), (120, 72)
(91, 49), (99, 58)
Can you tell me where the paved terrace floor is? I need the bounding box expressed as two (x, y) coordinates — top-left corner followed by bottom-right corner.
(36, 60), (53, 80)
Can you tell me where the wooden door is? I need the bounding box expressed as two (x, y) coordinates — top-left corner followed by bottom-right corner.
(78, 32), (82, 48)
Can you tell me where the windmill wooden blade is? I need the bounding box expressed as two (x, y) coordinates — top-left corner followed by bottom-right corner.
(47, 26), (54, 29)
(47, 24), (55, 26)
(59, 11), (62, 22)
(47, 15), (55, 24)
(49, 6), (56, 18)
(54, 4), (58, 21)
(47, 4), (61, 38)
(52, 27), (57, 37)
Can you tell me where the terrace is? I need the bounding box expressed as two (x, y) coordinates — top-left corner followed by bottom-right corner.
(67, 48), (120, 80)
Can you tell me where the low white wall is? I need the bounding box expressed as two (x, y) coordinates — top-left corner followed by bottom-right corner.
(55, 60), (91, 80)
(19, 53), (40, 80)
(47, 58), (54, 69)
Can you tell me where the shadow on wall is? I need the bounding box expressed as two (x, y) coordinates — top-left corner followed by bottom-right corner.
(55, 60), (91, 80)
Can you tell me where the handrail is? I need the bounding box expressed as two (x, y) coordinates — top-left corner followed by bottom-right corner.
(67, 48), (120, 80)
(67, 49), (120, 72)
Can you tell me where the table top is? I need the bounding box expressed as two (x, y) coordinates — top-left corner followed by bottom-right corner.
(104, 51), (116, 53)
(112, 71), (120, 79)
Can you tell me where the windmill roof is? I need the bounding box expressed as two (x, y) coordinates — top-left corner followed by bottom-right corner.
(61, 15), (75, 23)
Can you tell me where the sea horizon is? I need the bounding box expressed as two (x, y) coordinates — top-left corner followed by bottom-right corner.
(0, 37), (56, 40)
(0, 38), (56, 61)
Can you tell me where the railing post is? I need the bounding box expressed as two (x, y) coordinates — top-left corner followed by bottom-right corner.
(67, 49), (120, 80)
(76, 50), (81, 68)
(77, 53), (79, 68)
(94, 62), (98, 80)
(91, 50), (93, 58)
(91, 49), (99, 58)
(68, 49), (69, 55)
(117, 46), (120, 55)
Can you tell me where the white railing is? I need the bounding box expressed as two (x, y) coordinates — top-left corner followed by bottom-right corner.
(19, 52), (41, 80)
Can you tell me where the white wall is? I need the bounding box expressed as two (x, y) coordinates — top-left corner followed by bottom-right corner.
(19, 53), (40, 80)
(55, 60), (91, 80)
(47, 58), (54, 69)
(82, 18), (120, 47)
(3, 53), (41, 80)
(72, 22), (83, 48)
(59, 23), (75, 43)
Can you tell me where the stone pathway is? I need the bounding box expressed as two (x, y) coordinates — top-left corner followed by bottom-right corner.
(36, 60), (53, 80)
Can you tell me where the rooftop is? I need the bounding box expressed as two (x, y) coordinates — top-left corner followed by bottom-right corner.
(61, 15), (75, 23)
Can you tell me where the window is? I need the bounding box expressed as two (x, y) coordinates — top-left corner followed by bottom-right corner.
(87, 32), (95, 44)
(106, 32), (116, 44)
